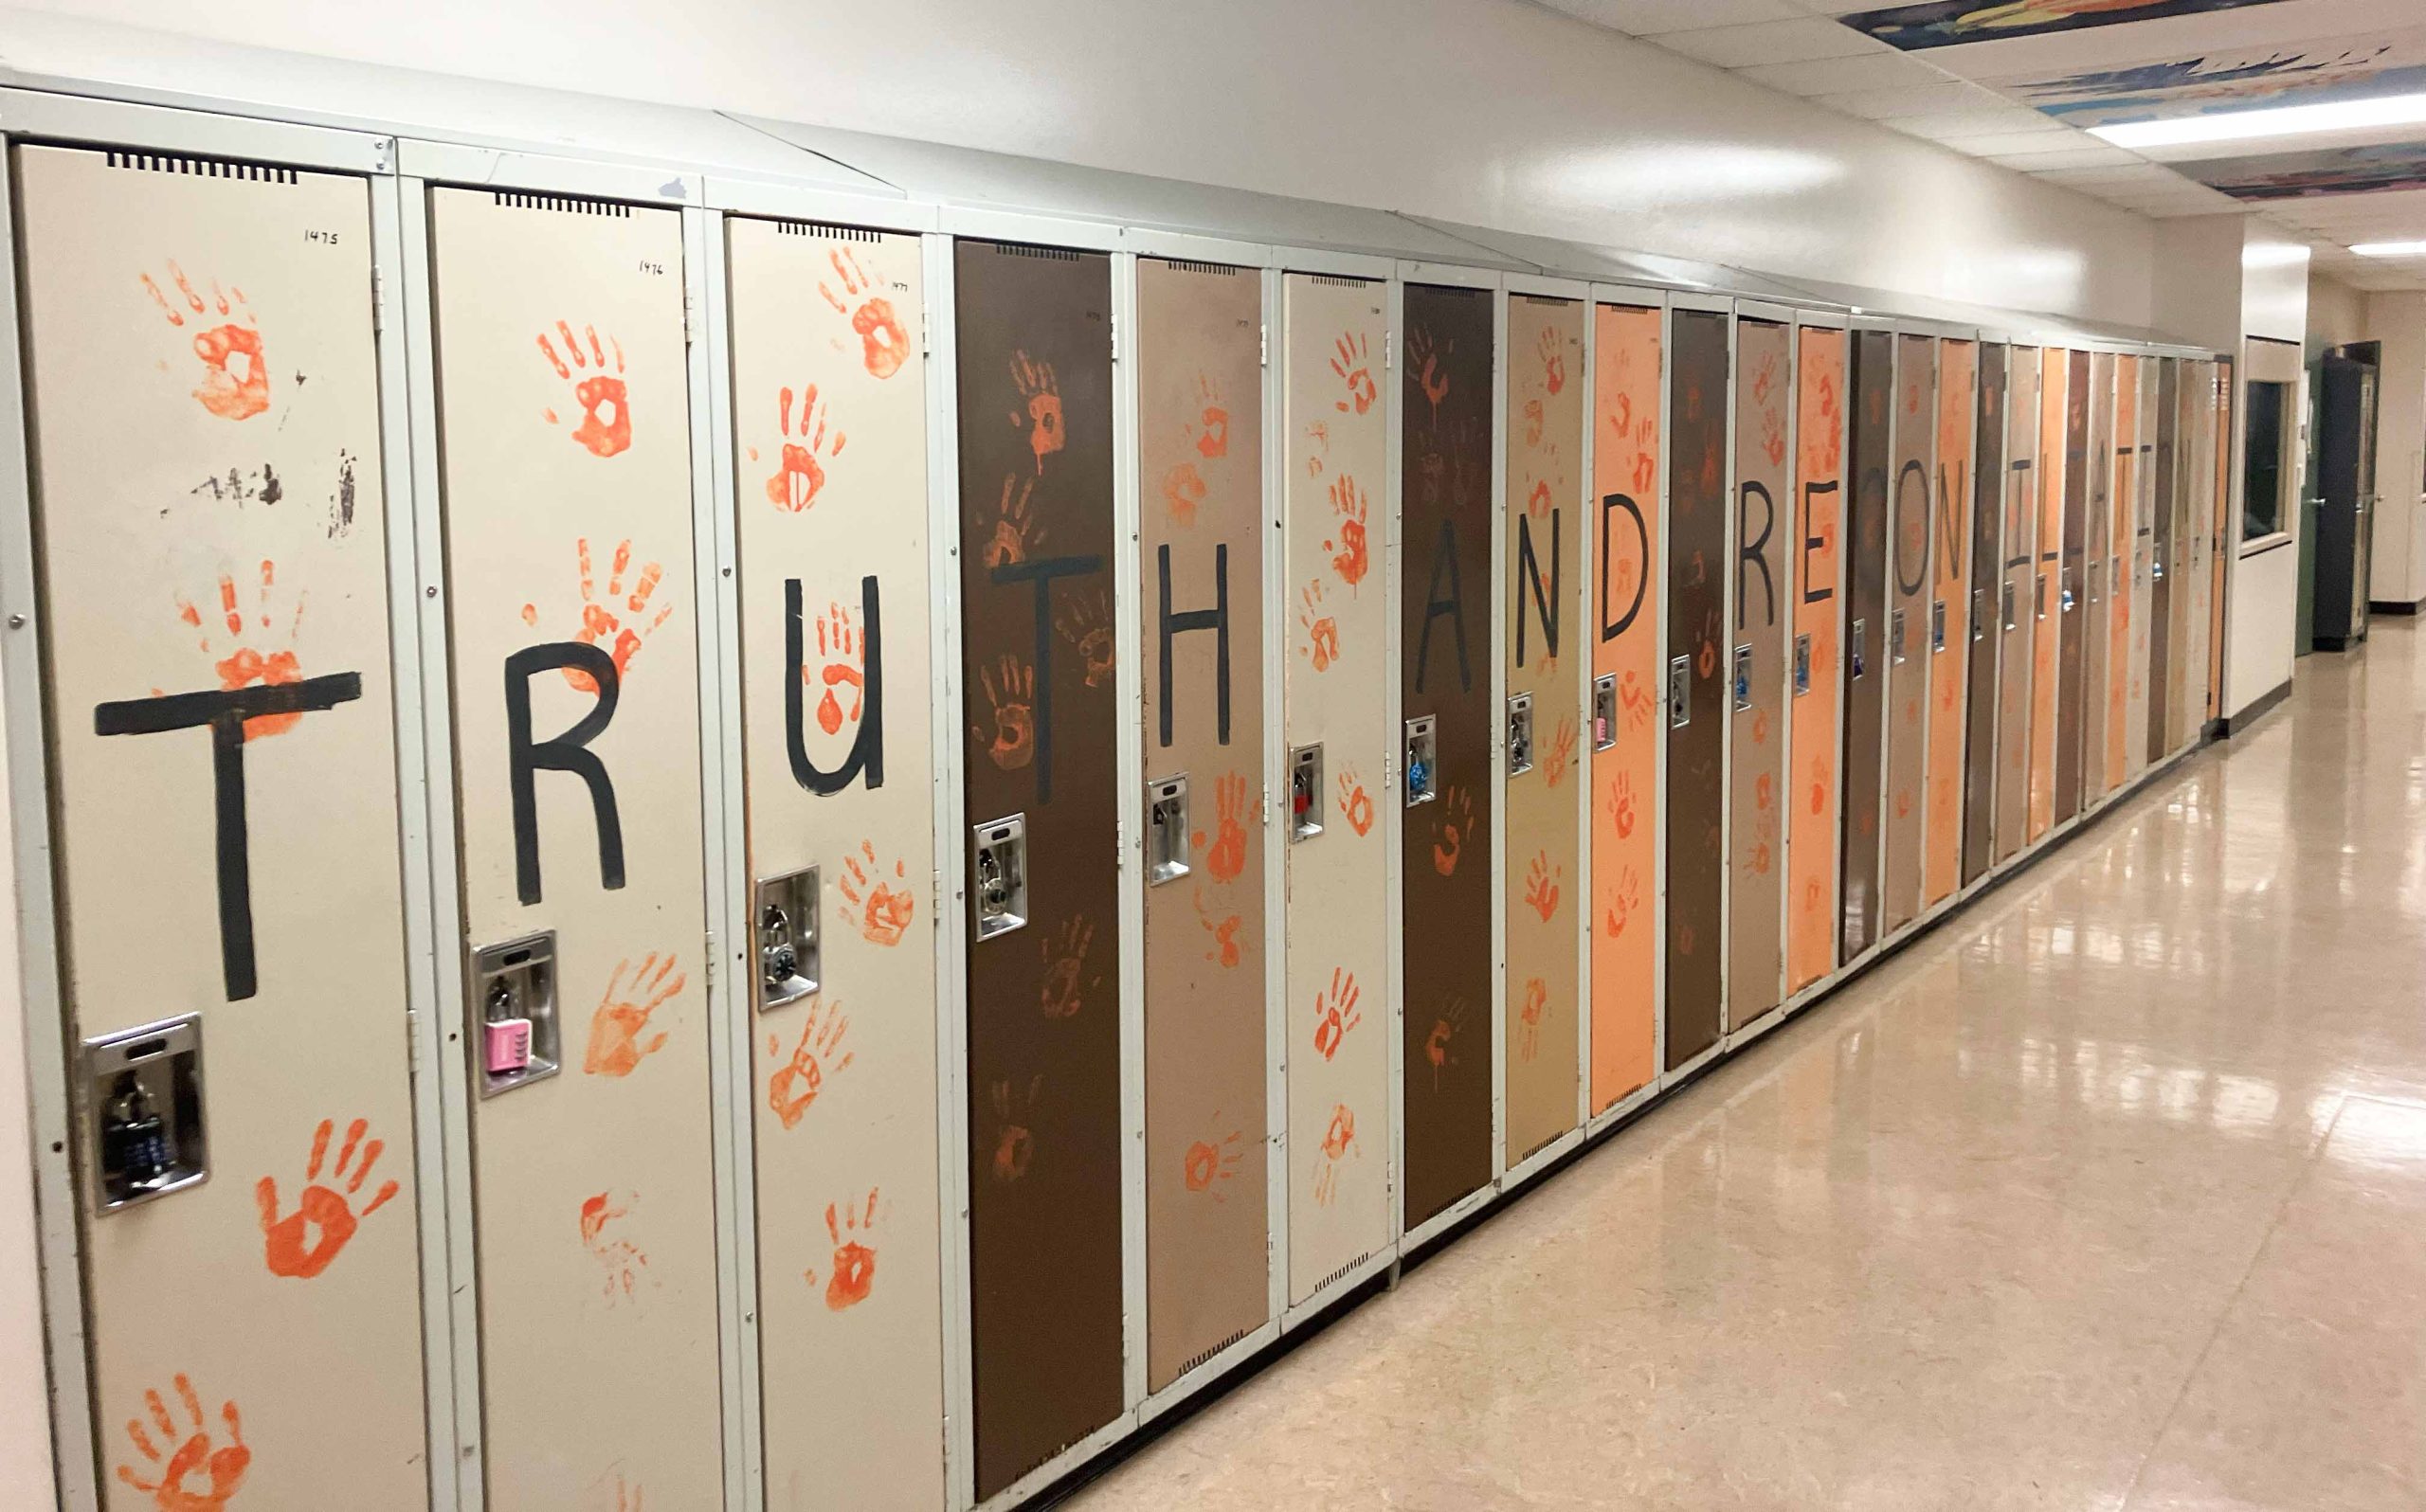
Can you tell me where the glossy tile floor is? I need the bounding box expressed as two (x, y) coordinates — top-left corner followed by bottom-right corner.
(1068, 624), (2426, 1512)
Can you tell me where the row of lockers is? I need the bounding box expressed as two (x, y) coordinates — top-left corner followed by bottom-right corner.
(4, 120), (2229, 1512)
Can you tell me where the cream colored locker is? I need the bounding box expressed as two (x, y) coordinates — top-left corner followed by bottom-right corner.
(1282, 273), (1392, 1305)
(2177, 360), (2216, 749)
(16, 143), (428, 1512)
(727, 218), (945, 1509)
(427, 188), (722, 1507)
(2124, 357), (2157, 782)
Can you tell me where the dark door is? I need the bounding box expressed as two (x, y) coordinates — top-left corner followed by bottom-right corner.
(2312, 351), (2380, 651)
(1665, 307), (1729, 1068)
(2145, 359), (2176, 765)
(1961, 345), (2006, 883)
(1838, 329), (1891, 959)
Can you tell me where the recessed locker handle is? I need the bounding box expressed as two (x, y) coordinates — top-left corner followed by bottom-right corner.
(972, 817), (1029, 940)
(1289, 745), (1325, 842)
(1403, 717), (1438, 806)
(1730, 645), (1753, 711)
(1592, 675), (1620, 750)
(85, 1015), (208, 1215)
(1668, 655), (1692, 728)
(471, 931), (560, 1097)
(1506, 693), (1535, 776)
(1971, 587), (1988, 643)
(1849, 620), (1867, 681)
(1146, 776), (1191, 886)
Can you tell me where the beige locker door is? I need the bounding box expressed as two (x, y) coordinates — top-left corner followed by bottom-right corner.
(1137, 256), (1269, 1386)
(16, 144), (427, 1512)
(1282, 273), (1392, 1305)
(427, 189), (722, 1507)
(727, 218), (945, 1509)
(2176, 361), (2215, 749)
(1504, 294), (1584, 1160)
(2125, 358), (2157, 782)
(1727, 316), (1791, 1027)
(1993, 349), (2038, 864)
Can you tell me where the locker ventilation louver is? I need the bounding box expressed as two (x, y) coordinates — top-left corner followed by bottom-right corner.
(1313, 1249), (1377, 1293)
(491, 190), (630, 218)
(1515, 294), (1569, 309)
(1167, 259), (1240, 278)
(1176, 1323), (1257, 1378)
(998, 243), (1080, 261)
(776, 220), (880, 243)
(1310, 275), (1370, 289)
(105, 152), (297, 186)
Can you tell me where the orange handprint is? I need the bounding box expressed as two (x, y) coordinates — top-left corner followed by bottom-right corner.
(1407, 328), (1451, 416)
(1608, 772), (1637, 839)
(256, 1117), (399, 1281)
(818, 247), (912, 379)
(767, 1000), (853, 1129)
(580, 1191), (650, 1304)
(174, 560), (306, 740)
(811, 1188), (880, 1310)
(764, 384), (847, 511)
(1184, 1125), (1243, 1200)
(809, 601), (865, 735)
(1054, 587), (1117, 688)
(837, 840), (916, 946)
(1009, 351), (1063, 469)
(1195, 890), (1243, 967)
(520, 537), (673, 694)
(583, 953), (683, 1078)
(142, 262), (267, 422)
(984, 474), (1045, 567)
(1195, 772), (1249, 883)
(1619, 669), (1655, 729)
(1431, 785), (1475, 876)
(1040, 915), (1100, 1019)
(1523, 852), (1562, 922)
(1298, 581), (1341, 671)
(1313, 1103), (1357, 1206)
(1192, 373), (1230, 459)
(1161, 459), (1207, 526)
(1536, 326), (1566, 395)
(1543, 715), (1578, 788)
(1312, 967), (1362, 1061)
(1523, 398), (1545, 446)
(1335, 767), (1375, 837)
(1527, 479), (1554, 518)
(976, 655), (1036, 771)
(1325, 474), (1370, 588)
(115, 1374), (248, 1511)
(1331, 332), (1377, 415)
(1519, 978), (1548, 1062)
(536, 320), (631, 458)
(1424, 998), (1468, 1089)
(988, 1075), (1042, 1183)
(1603, 865), (1641, 939)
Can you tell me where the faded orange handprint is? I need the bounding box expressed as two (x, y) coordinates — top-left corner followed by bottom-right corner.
(1607, 772), (1638, 839)
(1431, 786), (1475, 876)
(984, 474), (1045, 567)
(1326, 474), (1370, 588)
(1161, 459), (1207, 526)
(1809, 756), (1829, 815)
(1195, 890), (1242, 967)
(1009, 351), (1063, 469)
(1407, 328), (1451, 417)
(767, 1000), (853, 1129)
(257, 1117), (399, 1280)
(976, 654), (1036, 771)
(580, 1191), (650, 1304)
(1524, 852), (1562, 922)
(1298, 581), (1341, 671)
(988, 1075), (1042, 1182)
(810, 1188), (879, 1310)
(1331, 332), (1377, 415)
(818, 247), (912, 379)
(808, 601), (866, 735)
(1313, 1103), (1357, 1206)
(1424, 998), (1468, 1089)
(174, 560), (306, 740)
(1751, 708), (1770, 747)
(1519, 978), (1548, 1063)
(1523, 398), (1545, 446)
(1192, 373), (1230, 459)
(520, 537), (673, 694)
(1335, 767), (1375, 837)
(1040, 915), (1100, 1019)
(1603, 865), (1641, 938)
(1536, 326), (1566, 395)
(1194, 772), (1250, 884)
(1312, 967), (1362, 1061)
(583, 953), (683, 1078)
(837, 840), (915, 946)
(594, 1467), (645, 1512)
(1184, 1123), (1243, 1200)
(142, 262), (267, 422)
(1054, 587), (1116, 688)
(1527, 479), (1554, 518)
(1543, 714), (1578, 788)
(764, 384), (846, 511)
(1619, 669), (1656, 729)
(115, 1373), (248, 1511)
(536, 320), (631, 458)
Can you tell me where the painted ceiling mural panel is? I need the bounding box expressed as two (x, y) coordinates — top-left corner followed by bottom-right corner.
(1837, 0), (2292, 52)
(2006, 27), (2426, 128)
(2178, 142), (2426, 199)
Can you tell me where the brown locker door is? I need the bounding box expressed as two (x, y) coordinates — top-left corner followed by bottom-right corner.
(2109, 355), (2142, 789)
(1136, 258), (1268, 1389)
(954, 240), (1122, 1499)
(1994, 350), (2039, 864)
(1504, 295), (1584, 1160)
(1881, 333), (1933, 935)
(1961, 345), (2007, 883)
(1924, 339), (1974, 908)
(1786, 325), (1845, 995)
(2126, 357), (2157, 781)
(1666, 308), (1729, 1068)
(2146, 358), (2178, 767)
(2055, 349), (2091, 823)
(1589, 303), (1664, 1108)
(1728, 317), (1790, 1029)
(2167, 364), (2202, 750)
(2079, 351), (2114, 805)
(2026, 348), (2063, 842)
(1400, 282), (1495, 1226)
(1838, 329), (1891, 957)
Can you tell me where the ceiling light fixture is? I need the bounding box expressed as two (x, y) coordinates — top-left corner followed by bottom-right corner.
(2351, 241), (2426, 259)
(2089, 92), (2426, 150)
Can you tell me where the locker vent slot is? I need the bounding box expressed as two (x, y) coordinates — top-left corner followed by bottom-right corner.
(1177, 1323), (1256, 1377)
(1515, 294), (1570, 309)
(1166, 258), (1241, 278)
(491, 190), (630, 218)
(775, 220), (881, 243)
(1309, 275), (1370, 289)
(997, 243), (1080, 261)
(105, 152), (297, 186)
(1313, 1249), (1378, 1293)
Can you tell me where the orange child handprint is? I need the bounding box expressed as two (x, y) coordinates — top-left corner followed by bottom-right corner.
(1193, 772), (1250, 883)
(1195, 890), (1242, 967)
(1325, 474), (1370, 589)
(767, 1000), (853, 1129)
(174, 560), (305, 740)
(535, 320), (631, 458)
(584, 953), (683, 1078)
(1523, 852), (1562, 922)
(837, 841), (916, 946)
(1424, 998), (1468, 1089)
(1161, 459), (1207, 527)
(808, 601), (866, 735)
(1619, 669), (1656, 729)
(1298, 581), (1341, 671)
(1536, 326), (1566, 395)
(1432, 785), (1475, 876)
(142, 262), (267, 422)
(1055, 587), (1116, 689)
(1312, 967), (1362, 1061)
(520, 537), (673, 695)
(580, 1191), (650, 1304)
(1335, 767), (1375, 837)
(1009, 351), (1063, 469)
(256, 1117), (399, 1280)
(764, 384), (847, 512)
(984, 474), (1045, 567)
(1040, 915), (1100, 1019)
(988, 1075), (1042, 1182)
(810, 1188), (879, 1310)
(1406, 327), (1451, 416)
(818, 247), (912, 379)
(1607, 772), (1638, 839)
(1184, 1124), (1243, 1200)
(1331, 332), (1377, 415)
(1527, 479), (1554, 518)
(976, 654), (1036, 771)
(1192, 373), (1230, 459)
(116, 1374), (248, 1511)
(1313, 1103), (1357, 1206)
(1543, 714), (1577, 788)
(1519, 978), (1548, 1062)
(1603, 864), (1641, 939)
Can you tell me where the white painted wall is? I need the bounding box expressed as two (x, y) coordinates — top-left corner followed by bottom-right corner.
(2, 0), (2165, 325)
(2307, 273), (2368, 359)
(2368, 293), (2426, 608)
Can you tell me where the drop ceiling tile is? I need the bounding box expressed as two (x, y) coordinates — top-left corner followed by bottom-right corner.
(1983, 144), (2147, 171)
(1879, 103), (2068, 140)
(1949, 126), (2085, 156)
(1535, 0), (1804, 37)
(1655, 16), (1881, 67)
(2031, 163), (2193, 188)
(1813, 81), (1988, 118)
(1736, 48), (1941, 96)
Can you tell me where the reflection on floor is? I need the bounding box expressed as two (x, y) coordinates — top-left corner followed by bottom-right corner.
(1067, 622), (2426, 1512)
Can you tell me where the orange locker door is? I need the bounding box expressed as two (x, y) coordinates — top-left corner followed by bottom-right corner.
(1786, 323), (1845, 994)
(2026, 348), (2064, 843)
(2054, 349), (2091, 825)
(1728, 315), (1791, 1028)
(2146, 359), (2178, 768)
(1924, 338), (1975, 908)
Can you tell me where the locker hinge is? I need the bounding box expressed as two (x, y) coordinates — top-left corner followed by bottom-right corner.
(1385, 331), (1393, 370)
(406, 1004), (421, 1061)
(370, 267), (385, 334)
(703, 930), (716, 990)
(920, 307), (931, 358)
(682, 289), (697, 347)
(1110, 313), (1120, 364)
(1259, 323), (1269, 369)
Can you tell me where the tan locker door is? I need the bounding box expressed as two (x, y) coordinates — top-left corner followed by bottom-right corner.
(1924, 339), (1975, 906)
(1589, 303), (1662, 1109)
(2109, 355), (2141, 791)
(2126, 357), (2158, 782)
(1880, 333), (1932, 934)
(2178, 361), (2215, 747)
(1505, 295), (1584, 1158)
(1994, 349), (2038, 863)
(1137, 257), (1268, 1387)
(2027, 349), (2064, 843)
(1728, 316), (1790, 1027)
(16, 144), (426, 1512)
(427, 188), (721, 1508)
(727, 218), (946, 1509)
(1786, 326), (1844, 994)
(1282, 274), (1392, 1302)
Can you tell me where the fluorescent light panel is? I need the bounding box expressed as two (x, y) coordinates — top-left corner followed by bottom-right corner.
(2351, 241), (2426, 258)
(2089, 92), (2426, 150)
